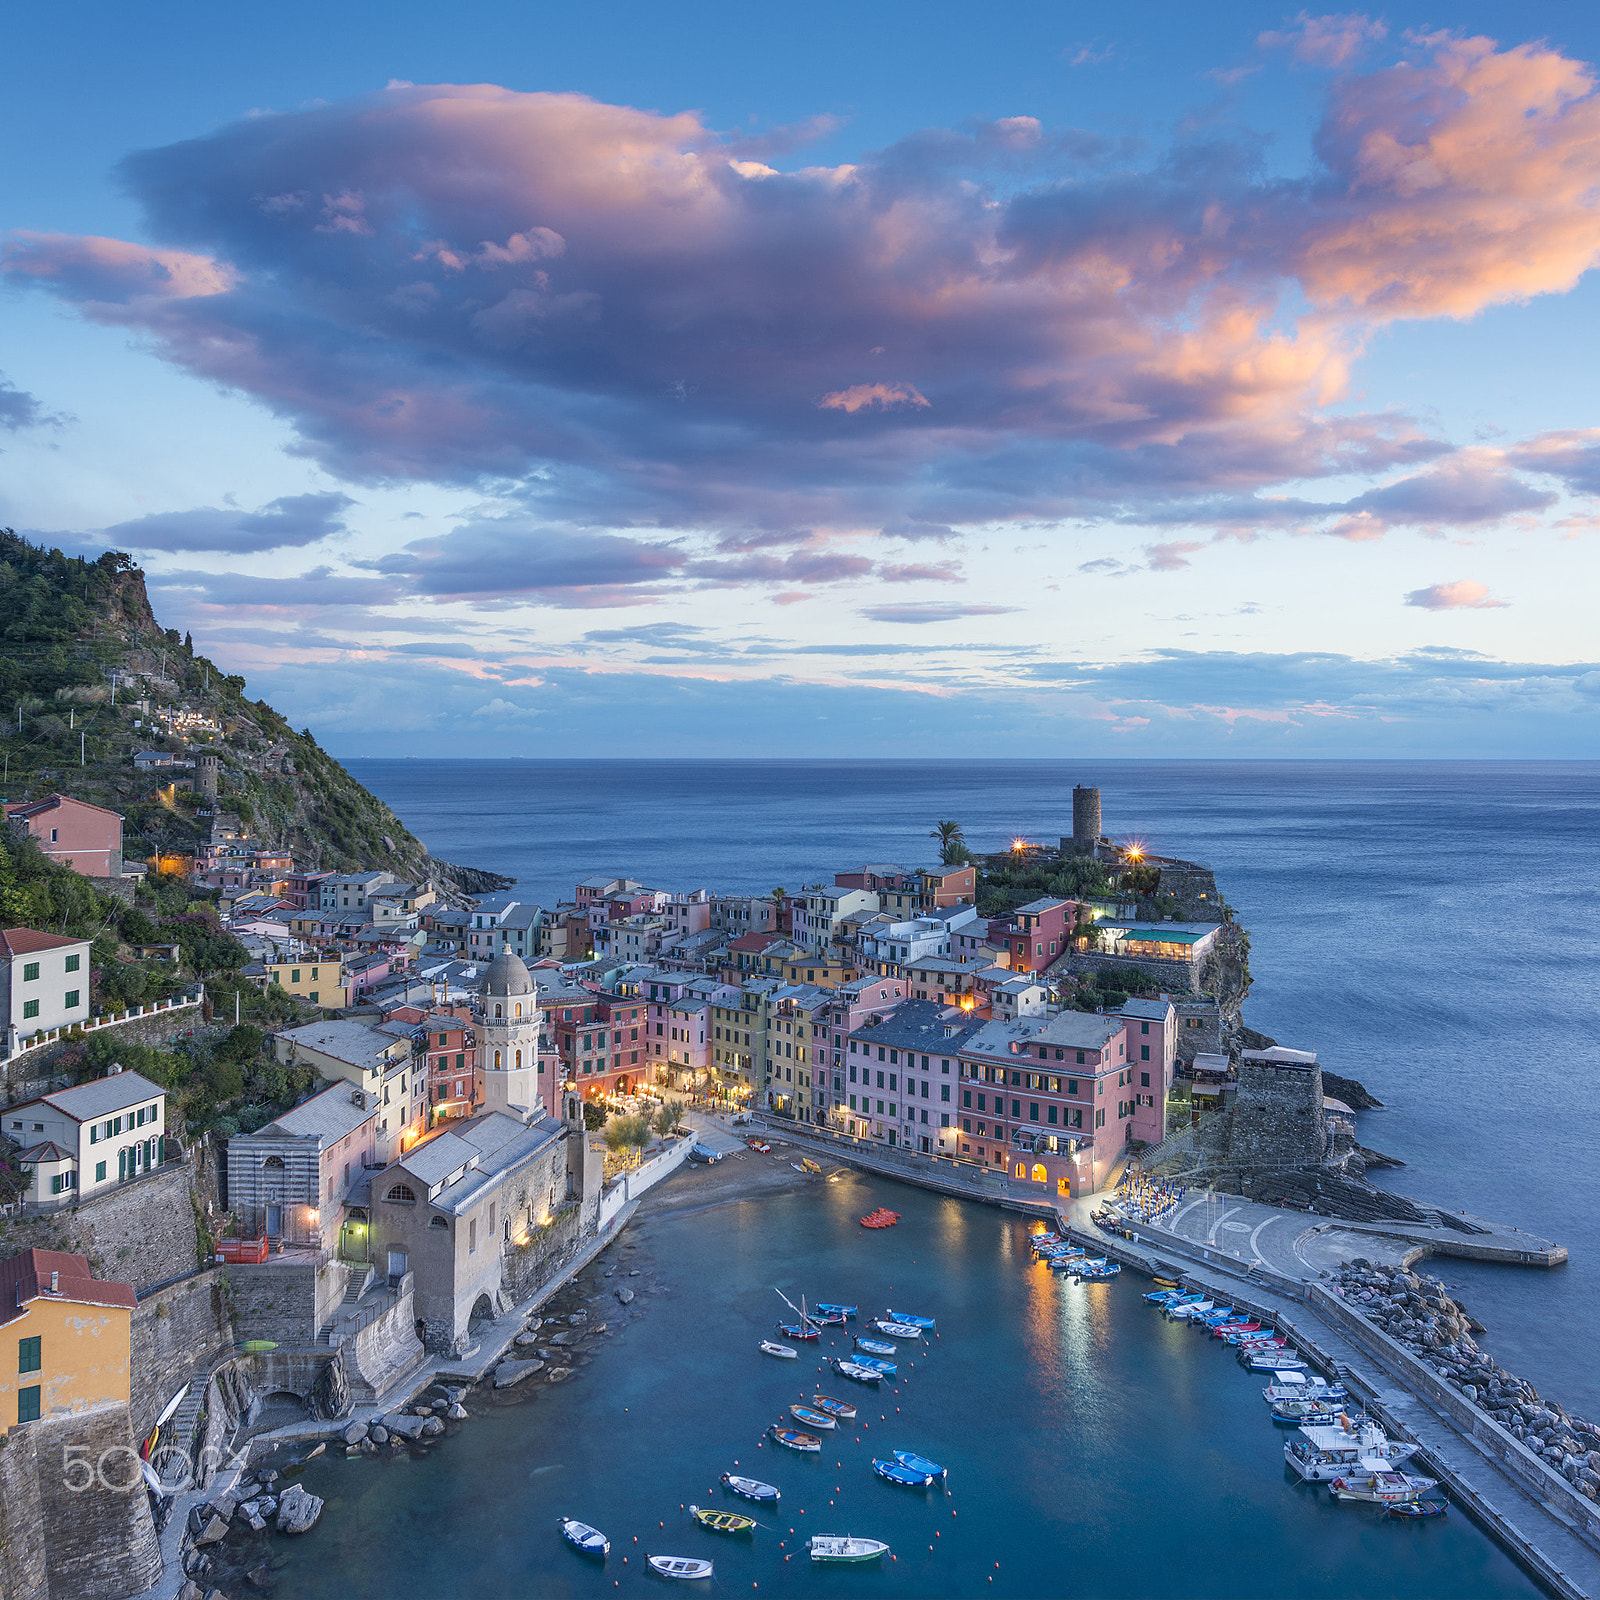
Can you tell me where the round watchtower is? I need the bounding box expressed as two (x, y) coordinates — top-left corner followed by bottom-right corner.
(1071, 785), (1101, 854)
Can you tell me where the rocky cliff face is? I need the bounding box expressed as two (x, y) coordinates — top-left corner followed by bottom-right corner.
(0, 534), (509, 896)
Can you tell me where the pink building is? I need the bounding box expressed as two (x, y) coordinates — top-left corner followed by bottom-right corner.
(647, 994), (710, 1090)
(813, 975), (908, 1122)
(5, 795), (123, 878)
(1118, 997), (1178, 1146)
(986, 896), (1078, 974)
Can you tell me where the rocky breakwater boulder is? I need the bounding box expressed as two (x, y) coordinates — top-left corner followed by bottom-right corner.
(276, 1483), (325, 1535)
(494, 1357), (545, 1387)
(1335, 1259), (1600, 1503)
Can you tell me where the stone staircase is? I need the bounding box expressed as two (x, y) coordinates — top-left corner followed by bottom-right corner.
(317, 1265), (376, 1346)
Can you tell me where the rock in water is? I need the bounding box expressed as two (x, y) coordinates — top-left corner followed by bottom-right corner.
(548, 1331), (575, 1345)
(421, 1416), (445, 1436)
(385, 1413), (428, 1440)
(447, 1402), (469, 1420)
(616, 1288), (634, 1304)
(493, 1358), (545, 1387)
(547, 1366), (573, 1383)
(276, 1484), (324, 1535)
(193, 1515), (230, 1547)
(514, 1331), (543, 1349)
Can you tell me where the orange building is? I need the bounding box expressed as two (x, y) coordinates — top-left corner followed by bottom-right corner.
(0, 1250), (135, 1433)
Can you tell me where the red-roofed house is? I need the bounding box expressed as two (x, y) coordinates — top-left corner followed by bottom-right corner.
(1, 928), (92, 1052)
(5, 794), (124, 877)
(0, 1249), (135, 1432)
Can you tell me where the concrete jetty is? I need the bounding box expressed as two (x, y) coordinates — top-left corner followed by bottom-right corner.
(1060, 1203), (1597, 1600)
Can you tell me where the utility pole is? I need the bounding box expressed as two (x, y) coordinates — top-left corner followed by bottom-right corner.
(80, 732), (86, 767)
(69, 709), (74, 730)
(235, 990), (240, 1027)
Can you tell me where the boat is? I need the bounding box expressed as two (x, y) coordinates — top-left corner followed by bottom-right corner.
(770, 1426), (823, 1452)
(802, 1158), (822, 1173)
(1262, 1374), (1348, 1405)
(1241, 1351), (1306, 1371)
(892, 1450), (947, 1480)
(559, 1517), (610, 1556)
(873, 1458), (934, 1486)
(871, 1319), (923, 1339)
(647, 1555), (714, 1580)
(815, 1303), (857, 1319)
(777, 1323), (820, 1341)
(689, 1505), (756, 1533)
(811, 1394), (857, 1420)
(1286, 1422), (1420, 1483)
(790, 1404), (837, 1431)
(721, 1473), (780, 1503)
(1270, 1399), (1345, 1426)
(691, 1144), (724, 1164)
(1211, 1320), (1261, 1338)
(808, 1536), (890, 1563)
(1152, 1276), (1181, 1288)
(883, 1309), (936, 1328)
(850, 1354), (897, 1376)
(791, 1162), (807, 1172)
(760, 1340), (798, 1359)
(855, 1336), (898, 1357)
(1078, 1263), (1121, 1279)
(860, 1208), (901, 1229)
(811, 1310), (848, 1325)
(1143, 1289), (1193, 1305)
(1198, 1307), (1239, 1326)
(1387, 1498), (1448, 1518)
(1166, 1300), (1214, 1320)
(1329, 1464), (1439, 1505)
(828, 1356), (884, 1384)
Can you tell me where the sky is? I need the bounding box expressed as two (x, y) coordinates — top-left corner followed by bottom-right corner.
(4, 0), (1600, 758)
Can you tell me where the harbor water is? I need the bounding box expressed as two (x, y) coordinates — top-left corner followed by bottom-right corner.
(271, 1172), (1540, 1599)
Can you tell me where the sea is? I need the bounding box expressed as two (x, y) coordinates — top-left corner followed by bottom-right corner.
(300, 757), (1600, 1597)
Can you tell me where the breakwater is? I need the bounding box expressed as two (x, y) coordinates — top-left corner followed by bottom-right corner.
(1060, 1218), (1600, 1600)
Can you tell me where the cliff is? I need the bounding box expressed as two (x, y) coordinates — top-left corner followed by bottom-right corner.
(0, 531), (509, 896)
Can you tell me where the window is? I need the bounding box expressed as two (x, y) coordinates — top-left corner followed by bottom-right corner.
(64, 954), (80, 973)
(17, 1387), (39, 1425)
(386, 1184), (417, 1203)
(469, 1218), (477, 1252)
(1029, 1102), (1040, 1122)
(22, 962), (39, 982)
(64, 990), (79, 1010)
(95, 1160), (106, 1182)
(19, 1336), (41, 1374)
(290, 969), (301, 985)
(1141, 1072), (1151, 1088)
(940, 1084), (950, 1102)
(22, 1000), (38, 1020)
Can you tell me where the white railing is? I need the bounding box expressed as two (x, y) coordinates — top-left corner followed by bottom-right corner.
(3, 986), (204, 1063)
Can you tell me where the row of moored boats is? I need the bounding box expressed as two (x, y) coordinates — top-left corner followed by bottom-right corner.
(1028, 1231), (1122, 1279)
(1143, 1283), (1448, 1514)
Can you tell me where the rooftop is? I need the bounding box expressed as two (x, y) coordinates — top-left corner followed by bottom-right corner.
(0, 927), (88, 958)
(848, 998), (981, 1053)
(392, 1112), (566, 1213)
(275, 1018), (406, 1072)
(14, 1069), (166, 1124)
(250, 1081), (380, 1145)
(1119, 997), (1175, 1021)
(0, 1249), (136, 1330)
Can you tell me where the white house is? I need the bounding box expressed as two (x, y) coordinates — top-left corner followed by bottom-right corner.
(4, 1069), (167, 1208)
(1, 929), (91, 1053)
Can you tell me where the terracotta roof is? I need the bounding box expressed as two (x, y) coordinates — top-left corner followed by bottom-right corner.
(0, 1249), (137, 1329)
(0, 928), (87, 957)
(5, 793), (124, 822)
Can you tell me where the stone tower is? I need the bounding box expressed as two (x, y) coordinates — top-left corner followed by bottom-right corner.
(197, 750), (219, 802)
(1070, 785), (1101, 854)
(478, 950), (543, 1123)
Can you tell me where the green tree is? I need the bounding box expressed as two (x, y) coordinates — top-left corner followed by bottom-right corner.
(929, 819), (967, 865)
(582, 1101), (607, 1132)
(653, 1099), (685, 1138)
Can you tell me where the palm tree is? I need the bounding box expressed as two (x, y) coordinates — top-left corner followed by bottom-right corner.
(771, 887), (788, 908)
(930, 820), (966, 865)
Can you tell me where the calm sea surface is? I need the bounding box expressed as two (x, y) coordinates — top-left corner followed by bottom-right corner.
(310, 757), (1599, 1597)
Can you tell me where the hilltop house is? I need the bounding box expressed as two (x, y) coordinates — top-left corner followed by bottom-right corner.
(3, 1069), (167, 1209)
(1, 929), (91, 1053)
(4, 795), (124, 878)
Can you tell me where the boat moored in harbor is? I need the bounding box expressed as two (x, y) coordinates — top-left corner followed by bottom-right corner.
(855, 1336), (898, 1357)
(1329, 1464), (1439, 1505)
(1285, 1422), (1419, 1483)
(893, 1450), (947, 1480)
(759, 1340), (798, 1359)
(689, 1505), (755, 1533)
(808, 1536), (890, 1563)
(811, 1393), (857, 1419)
(770, 1426), (823, 1452)
(828, 1356), (884, 1384)
(790, 1403), (837, 1430)
(647, 1555), (714, 1580)
(721, 1474), (780, 1503)
(873, 1457), (934, 1486)
(559, 1518), (609, 1557)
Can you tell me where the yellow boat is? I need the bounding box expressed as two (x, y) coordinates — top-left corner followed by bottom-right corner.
(1153, 1277), (1180, 1289)
(690, 1505), (756, 1533)
(801, 1158), (822, 1173)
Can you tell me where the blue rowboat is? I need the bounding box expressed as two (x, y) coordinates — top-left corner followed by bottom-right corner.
(559, 1518), (610, 1556)
(770, 1426), (822, 1452)
(790, 1403), (837, 1431)
(855, 1336), (897, 1357)
(777, 1322), (820, 1341)
(872, 1458), (933, 1487)
(884, 1309), (936, 1327)
(815, 1303), (857, 1319)
(851, 1354), (897, 1376)
(828, 1356), (883, 1384)
(892, 1450), (946, 1480)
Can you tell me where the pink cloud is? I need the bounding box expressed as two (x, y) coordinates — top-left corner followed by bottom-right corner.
(1259, 13), (1388, 68)
(817, 383), (931, 414)
(879, 561), (963, 583)
(1402, 579), (1509, 610)
(1145, 541), (1206, 570)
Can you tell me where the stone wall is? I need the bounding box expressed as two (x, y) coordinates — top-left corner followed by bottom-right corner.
(0, 1161), (202, 1295)
(1174, 997), (1223, 1062)
(129, 1265), (234, 1443)
(1225, 1057), (1327, 1172)
(1, 1403), (163, 1600)
(1066, 952), (1203, 994)
(2, 1007), (211, 1097)
(1151, 861), (1222, 921)
(227, 1256), (351, 1347)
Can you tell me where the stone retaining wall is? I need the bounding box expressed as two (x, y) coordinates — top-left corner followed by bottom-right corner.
(226, 1256), (350, 1347)
(2, 1000), (206, 1092)
(130, 1266), (235, 1443)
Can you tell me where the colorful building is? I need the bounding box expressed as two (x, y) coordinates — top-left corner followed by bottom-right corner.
(986, 896), (1078, 974)
(1, 928), (91, 1051)
(4, 794), (124, 878)
(3, 1069), (167, 1209)
(0, 1250), (135, 1432)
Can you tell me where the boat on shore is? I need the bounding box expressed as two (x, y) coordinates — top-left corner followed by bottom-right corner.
(873, 1458), (934, 1486)
(893, 1449), (947, 1480)
(690, 1505), (755, 1533)
(559, 1518), (609, 1556)
(760, 1340), (797, 1359)
(647, 1555), (714, 1580)
(721, 1473), (780, 1503)
(812, 1394), (857, 1420)
(809, 1536), (890, 1563)
(828, 1356), (884, 1384)
(771, 1426), (823, 1452)
(790, 1403), (837, 1430)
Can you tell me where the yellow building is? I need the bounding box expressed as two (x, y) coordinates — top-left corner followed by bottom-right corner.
(0, 1250), (134, 1433)
(263, 955), (351, 1009)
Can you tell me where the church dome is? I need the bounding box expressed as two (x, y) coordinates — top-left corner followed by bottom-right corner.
(482, 948), (535, 997)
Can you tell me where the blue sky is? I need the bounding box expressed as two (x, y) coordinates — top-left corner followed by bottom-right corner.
(4, 1), (1600, 757)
